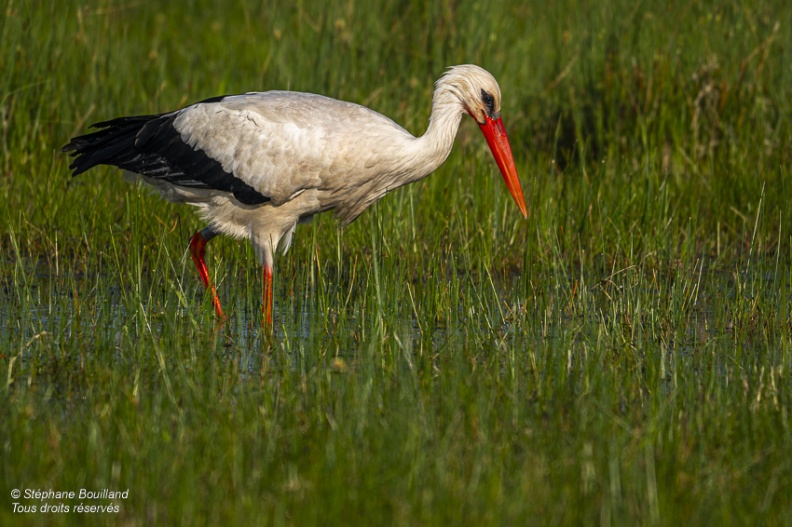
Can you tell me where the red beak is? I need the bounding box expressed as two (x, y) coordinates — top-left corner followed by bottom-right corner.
(478, 116), (528, 219)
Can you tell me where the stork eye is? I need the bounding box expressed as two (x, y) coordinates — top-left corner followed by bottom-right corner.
(481, 90), (495, 113)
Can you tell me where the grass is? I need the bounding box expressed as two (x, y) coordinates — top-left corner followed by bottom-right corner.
(1, 0), (792, 524)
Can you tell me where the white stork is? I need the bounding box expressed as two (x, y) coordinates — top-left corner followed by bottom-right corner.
(62, 64), (528, 328)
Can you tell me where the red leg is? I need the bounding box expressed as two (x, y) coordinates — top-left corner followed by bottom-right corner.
(263, 264), (273, 328)
(189, 231), (225, 320)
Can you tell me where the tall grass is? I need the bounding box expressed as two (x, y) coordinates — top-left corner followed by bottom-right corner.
(1, 0), (791, 525)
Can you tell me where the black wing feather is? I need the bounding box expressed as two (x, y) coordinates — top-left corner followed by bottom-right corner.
(62, 103), (270, 206)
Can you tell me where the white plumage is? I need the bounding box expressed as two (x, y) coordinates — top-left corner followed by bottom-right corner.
(63, 64), (527, 328)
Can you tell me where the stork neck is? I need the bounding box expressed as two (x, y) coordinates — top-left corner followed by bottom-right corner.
(415, 87), (466, 175)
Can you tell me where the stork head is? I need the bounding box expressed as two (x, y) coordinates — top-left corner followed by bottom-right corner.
(439, 65), (528, 219)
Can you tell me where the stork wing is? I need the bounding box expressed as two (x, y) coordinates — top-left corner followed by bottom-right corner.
(64, 91), (413, 208)
(170, 92), (362, 206)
